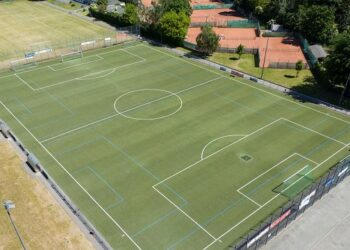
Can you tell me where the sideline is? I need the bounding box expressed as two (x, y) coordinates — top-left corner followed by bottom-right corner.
(147, 40), (350, 117)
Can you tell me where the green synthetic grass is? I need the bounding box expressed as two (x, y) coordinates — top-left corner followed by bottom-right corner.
(0, 42), (349, 250)
(0, 0), (112, 61)
(209, 52), (313, 88)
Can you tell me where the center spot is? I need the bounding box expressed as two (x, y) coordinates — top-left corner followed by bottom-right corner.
(114, 89), (183, 121)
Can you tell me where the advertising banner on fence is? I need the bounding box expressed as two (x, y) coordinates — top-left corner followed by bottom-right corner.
(270, 209), (292, 230)
(338, 167), (349, 177)
(299, 190), (316, 210)
(246, 226), (270, 248)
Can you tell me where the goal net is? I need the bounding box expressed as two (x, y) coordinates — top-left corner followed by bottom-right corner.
(60, 49), (83, 62)
(272, 165), (314, 199)
(10, 57), (37, 71)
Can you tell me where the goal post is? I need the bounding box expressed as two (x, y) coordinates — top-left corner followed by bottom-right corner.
(272, 165), (314, 199)
(60, 49), (83, 63)
(10, 57), (37, 71)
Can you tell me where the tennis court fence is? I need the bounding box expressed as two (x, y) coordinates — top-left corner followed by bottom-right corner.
(0, 25), (140, 71)
(231, 155), (350, 250)
(296, 33), (318, 67)
(190, 19), (260, 29)
(183, 41), (258, 54)
(192, 3), (234, 10)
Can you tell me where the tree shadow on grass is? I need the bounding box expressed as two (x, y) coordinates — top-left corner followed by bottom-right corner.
(284, 74), (296, 78)
(287, 76), (350, 110)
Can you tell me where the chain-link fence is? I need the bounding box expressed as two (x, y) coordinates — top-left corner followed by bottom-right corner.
(231, 155), (350, 250)
(192, 3), (234, 10)
(0, 25), (140, 71)
(296, 33), (318, 67)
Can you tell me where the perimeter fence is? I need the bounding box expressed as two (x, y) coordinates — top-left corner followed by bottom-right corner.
(296, 33), (318, 67)
(230, 155), (350, 250)
(0, 25), (140, 71)
(192, 3), (234, 10)
(0, 119), (111, 250)
(183, 41), (258, 54)
(190, 19), (260, 30)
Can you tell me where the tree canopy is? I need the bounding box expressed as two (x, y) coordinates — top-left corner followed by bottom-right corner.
(324, 32), (350, 91)
(195, 25), (220, 55)
(159, 11), (190, 45)
(159, 0), (192, 17)
(297, 5), (337, 44)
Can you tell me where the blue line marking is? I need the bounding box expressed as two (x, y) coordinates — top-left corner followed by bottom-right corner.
(166, 123), (350, 249)
(13, 97), (32, 114)
(44, 89), (74, 115)
(73, 165), (124, 209)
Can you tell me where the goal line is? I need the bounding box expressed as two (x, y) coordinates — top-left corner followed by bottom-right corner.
(61, 49), (83, 63)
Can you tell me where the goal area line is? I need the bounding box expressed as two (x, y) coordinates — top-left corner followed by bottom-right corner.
(153, 118), (346, 248)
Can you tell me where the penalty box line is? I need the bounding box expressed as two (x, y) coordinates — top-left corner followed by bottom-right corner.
(0, 101), (143, 250)
(0, 42), (143, 81)
(16, 58), (147, 91)
(203, 144), (349, 250)
(152, 118), (284, 242)
(237, 153), (320, 208)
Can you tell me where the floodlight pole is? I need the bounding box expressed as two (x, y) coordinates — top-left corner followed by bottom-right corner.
(339, 71), (350, 105)
(260, 37), (270, 79)
(3, 201), (27, 250)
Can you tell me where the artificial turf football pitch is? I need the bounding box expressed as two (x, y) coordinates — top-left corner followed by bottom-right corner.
(0, 42), (349, 249)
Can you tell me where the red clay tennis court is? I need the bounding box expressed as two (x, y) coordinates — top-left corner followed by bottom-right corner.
(186, 28), (308, 68)
(187, 27), (258, 48)
(258, 37), (308, 68)
(141, 0), (155, 7)
(191, 8), (245, 24)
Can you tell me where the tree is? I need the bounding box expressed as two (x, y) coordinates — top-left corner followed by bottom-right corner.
(295, 60), (303, 77)
(121, 3), (139, 25)
(324, 32), (350, 92)
(297, 5), (337, 44)
(158, 11), (190, 45)
(236, 44), (245, 59)
(195, 25), (220, 55)
(159, 0), (192, 17)
(96, 0), (108, 12)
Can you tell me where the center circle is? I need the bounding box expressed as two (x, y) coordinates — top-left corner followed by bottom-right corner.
(114, 89), (183, 121)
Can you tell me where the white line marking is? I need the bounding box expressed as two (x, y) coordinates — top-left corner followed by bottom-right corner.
(40, 114), (119, 143)
(41, 76), (223, 143)
(282, 118), (347, 146)
(14, 74), (35, 91)
(76, 68), (117, 80)
(48, 55), (103, 71)
(34, 59), (145, 90)
(0, 43), (142, 79)
(154, 118), (283, 187)
(0, 101), (142, 250)
(153, 186), (217, 240)
(203, 143), (349, 250)
(237, 190), (262, 207)
(296, 153), (320, 165)
(143, 45), (350, 126)
(201, 134), (247, 160)
(237, 153), (298, 192)
(282, 164), (309, 183)
(114, 89), (183, 121)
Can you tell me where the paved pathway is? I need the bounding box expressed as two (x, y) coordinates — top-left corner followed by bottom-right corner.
(263, 177), (350, 250)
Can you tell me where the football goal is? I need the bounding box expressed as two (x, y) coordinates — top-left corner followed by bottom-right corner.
(10, 57), (37, 71)
(60, 49), (83, 63)
(273, 165), (314, 199)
